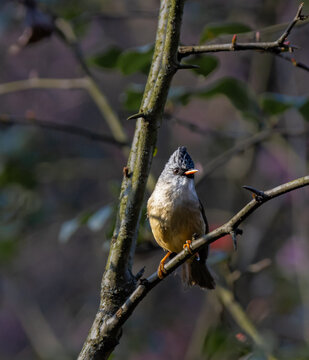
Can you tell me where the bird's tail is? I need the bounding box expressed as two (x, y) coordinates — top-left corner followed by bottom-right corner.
(182, 257), (215, 290)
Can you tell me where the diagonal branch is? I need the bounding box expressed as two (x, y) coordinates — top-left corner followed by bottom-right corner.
(276, 2), (307, 44)
(178, 3), (309, 72)
(276, 53), (309, 72)
(101, 175), (309, 341)
(196, 125), (309, 186)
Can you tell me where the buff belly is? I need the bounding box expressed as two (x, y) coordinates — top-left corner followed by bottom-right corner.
(148, 200), (205, 253)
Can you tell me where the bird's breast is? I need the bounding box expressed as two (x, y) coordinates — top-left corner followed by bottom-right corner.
(147, 185), (205, 253)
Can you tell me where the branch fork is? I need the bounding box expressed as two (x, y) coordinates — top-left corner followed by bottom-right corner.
(178, 3), (309, 72)
(96, 175), (309, 351)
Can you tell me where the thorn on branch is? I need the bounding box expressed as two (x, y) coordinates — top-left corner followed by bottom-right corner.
(135, 266), (145, 281)
(127, 112), (149, 121)
(242, 185), (270, 202)
(176, 63), (200, 70)
(230, 228), (243, 251)
(139, 277), (150, 287)
(177, 4), (309, 73)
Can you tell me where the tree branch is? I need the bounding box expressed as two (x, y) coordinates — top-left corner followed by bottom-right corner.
(0, 115), (128, 147)
(78, 1), (186, 358)
(196, 125), (309, 185)
(178, 3), (309, 72)
(276, 53), (309, 72)
(76, 2), (309, 359)
(166, 113), (309, 141)
(101, 175), (309, 342)
(0, 76), (129, 144)
(54, 18), (128, 145)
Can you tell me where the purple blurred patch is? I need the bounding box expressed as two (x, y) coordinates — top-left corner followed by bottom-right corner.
(276, 237), (309, 275)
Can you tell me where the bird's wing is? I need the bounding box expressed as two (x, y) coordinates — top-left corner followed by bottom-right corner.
(198, 199), (210, 263)
(199, 199), (209, 234)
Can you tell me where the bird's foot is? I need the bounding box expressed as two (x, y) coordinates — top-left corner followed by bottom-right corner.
(157, 251), (172, 279)
(183, 240), (193, 254)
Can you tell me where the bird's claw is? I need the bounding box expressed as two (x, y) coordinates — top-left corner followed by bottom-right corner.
(157, 263), (167, 279)
(183, 240), (193, 254)
(157, 251), (172, 279)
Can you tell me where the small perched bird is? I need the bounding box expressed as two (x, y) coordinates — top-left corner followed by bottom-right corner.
(147, 146), (215, 289)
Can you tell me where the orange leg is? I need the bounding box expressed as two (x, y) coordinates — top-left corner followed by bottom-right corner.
(183, 240), (193, 254)
(158, 251), (172, 279)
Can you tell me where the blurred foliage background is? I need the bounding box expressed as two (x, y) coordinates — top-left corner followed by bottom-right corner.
(0, 0), (309, 359)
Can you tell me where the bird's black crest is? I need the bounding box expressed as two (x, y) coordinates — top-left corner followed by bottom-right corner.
(169, 146), (194, 170)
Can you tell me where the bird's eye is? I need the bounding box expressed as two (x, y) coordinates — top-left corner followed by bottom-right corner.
(173, 168), (180, 174)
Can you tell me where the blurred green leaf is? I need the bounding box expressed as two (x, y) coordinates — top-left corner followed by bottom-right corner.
(0, 238), (18, 263)
(200, 22), (251, 44)
(89, 44), (154, 75)
(260, 96), (292, 116)
(260, 93), (309, 121)
(123, 85), (144, 111)
(87, 204), (113, 232)
(202, 325), (246, 359)
(203, 327), (228, 356)
(88, 46), (122, 69)
(117, 44), (153, 75)
(260, 93), (306, 115)
(0, 159), (37, 189)
(170, 77), (261, 120)
(185, 55), (219, 77)
(198, 78), (260, 117)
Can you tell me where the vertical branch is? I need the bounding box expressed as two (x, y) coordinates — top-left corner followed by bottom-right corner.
(78, 1), (185, 359)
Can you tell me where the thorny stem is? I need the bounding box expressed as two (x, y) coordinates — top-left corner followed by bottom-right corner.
(178, 3), (309, 73)
(78, 1), (185, 359)
(102, 175), (309, 339)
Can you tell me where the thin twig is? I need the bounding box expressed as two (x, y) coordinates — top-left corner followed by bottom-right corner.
(216, 286), (274, 356)
(276, 2), (307, 44)
(276, 53), (309, 72)
(165, 113), (248, 139)
(101, 175), (309, 340)
(0, 115), (128, 147)
(0, 77), (128, 144)
(178, 3), (309, 73)
(0, 77), (87, 94)
(54, 18), (128, 145)
(196, 126), (309, 186)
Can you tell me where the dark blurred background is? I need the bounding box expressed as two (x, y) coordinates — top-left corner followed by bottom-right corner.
(0, 0), (309, 359)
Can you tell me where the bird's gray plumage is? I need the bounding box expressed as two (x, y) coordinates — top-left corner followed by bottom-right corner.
(147, 146), (215, 289)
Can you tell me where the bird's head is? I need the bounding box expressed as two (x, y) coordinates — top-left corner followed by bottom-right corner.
(159, 146), (198, 185)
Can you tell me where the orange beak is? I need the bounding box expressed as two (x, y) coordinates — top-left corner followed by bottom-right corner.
(184, 169), (198, 175)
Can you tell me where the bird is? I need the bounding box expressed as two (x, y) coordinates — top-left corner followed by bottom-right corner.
(147, 146), (215, 289)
